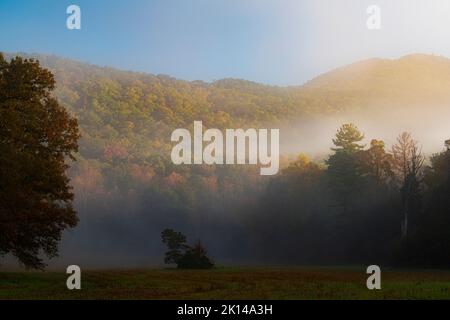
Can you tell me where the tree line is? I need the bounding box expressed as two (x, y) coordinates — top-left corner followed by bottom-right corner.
(249, 124), (450, 267)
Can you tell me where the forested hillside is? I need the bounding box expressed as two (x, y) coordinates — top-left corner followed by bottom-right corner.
(3, 52), (449, 268)
(7, 53), (450, 161)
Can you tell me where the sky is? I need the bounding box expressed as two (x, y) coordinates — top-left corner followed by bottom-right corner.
(1, 0), (450, 85)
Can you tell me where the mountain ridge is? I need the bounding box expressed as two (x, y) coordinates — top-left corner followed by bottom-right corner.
(7, 52), (450, 90)
(2, 51), (449, 160)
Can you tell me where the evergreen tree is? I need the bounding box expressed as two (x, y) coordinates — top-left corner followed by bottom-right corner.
(161, 229), (214, 269)
(326, 123), (366, 210)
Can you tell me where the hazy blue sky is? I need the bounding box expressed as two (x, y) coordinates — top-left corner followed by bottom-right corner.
(1, 0), (450, 85)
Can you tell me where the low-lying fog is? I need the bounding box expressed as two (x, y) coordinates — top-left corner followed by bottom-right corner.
(280, 104), (450, 159)
(2, 104), (449, 271)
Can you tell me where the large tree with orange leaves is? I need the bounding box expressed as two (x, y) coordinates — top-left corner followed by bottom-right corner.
(0, 53), (79, 269)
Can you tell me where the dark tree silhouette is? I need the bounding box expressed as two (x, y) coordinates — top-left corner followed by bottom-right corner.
(403, 141), (450, 266)
(360, 139), (394, 185)
(177, 240), (214, 270)
(161, 228), (189, 265)
(326, 123), (365, 214)
(0, 53), (79, 269)
(161, 229), (214, 269)
(392, 132), (424, 241)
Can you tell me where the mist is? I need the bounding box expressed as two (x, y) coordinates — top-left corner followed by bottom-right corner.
(5, 102), (439, 270)
(280, 104), (450, 159)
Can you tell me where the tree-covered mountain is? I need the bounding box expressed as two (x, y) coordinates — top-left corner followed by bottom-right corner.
(301, 54), (450, 112)
(3, 52), (450, 267)
(5, 52), (450, 165)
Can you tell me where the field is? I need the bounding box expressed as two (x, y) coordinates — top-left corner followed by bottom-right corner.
(1, 267), (450, 300)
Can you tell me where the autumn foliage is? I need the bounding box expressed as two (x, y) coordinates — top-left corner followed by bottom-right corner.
(0, 53), (79, 269)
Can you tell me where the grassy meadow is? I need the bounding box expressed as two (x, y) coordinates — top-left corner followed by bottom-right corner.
(1, 267), (450, 300)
